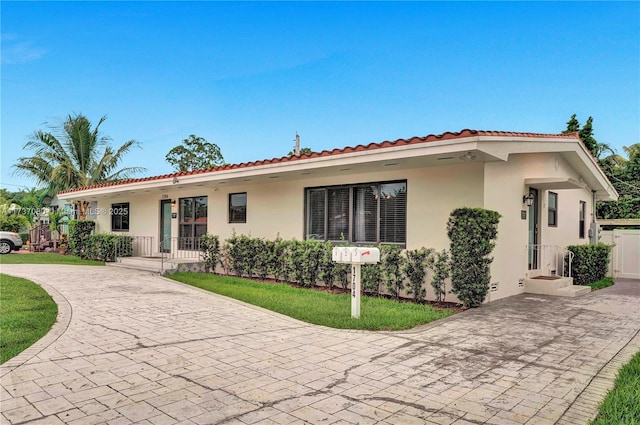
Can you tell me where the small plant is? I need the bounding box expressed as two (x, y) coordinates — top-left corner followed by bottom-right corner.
(380, 244), (405, 300)
(362, 263), (382, 295)
(319, 241), (338, 290)
(403, 248), (434, 303)
(58, 233), (69, 254)
(200, 234), (221, 273)
(269, 237), (290, 282)
(430, 250), (450, 302)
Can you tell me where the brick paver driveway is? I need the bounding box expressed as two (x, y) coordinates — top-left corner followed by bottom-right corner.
(1, 265), (639, 425)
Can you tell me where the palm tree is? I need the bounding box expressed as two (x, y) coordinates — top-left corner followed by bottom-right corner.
(14, 114), (145, 219)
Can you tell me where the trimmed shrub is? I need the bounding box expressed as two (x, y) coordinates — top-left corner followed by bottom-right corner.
(84, 234), (132, 261)
(19, 232), (29, 245)
(319, 241), (338, 290)
(430, 250), (450, 303)
(269, 237), (290, 282)
(567, 243), (612, 286)
(362, 263), (382, 295)
(224, 233), (258, 277)
(380, 244), (405, 300)
(403, 248), (434, 303)
(287, 240), (324, 287)
(200, 234), (221, 273)
(68, 220), (95, 258)
(447, 208), (501, 308)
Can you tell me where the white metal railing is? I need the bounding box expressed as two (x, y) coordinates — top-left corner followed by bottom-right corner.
(527, 244), (574, 277)
(159, 237), (202, 270)
(115, 236), (155, 261)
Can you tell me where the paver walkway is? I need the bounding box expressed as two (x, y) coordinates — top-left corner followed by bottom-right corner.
(1, 265), (639, 425)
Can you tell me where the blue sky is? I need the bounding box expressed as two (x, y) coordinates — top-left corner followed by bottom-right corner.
(2, 1), (639, 190)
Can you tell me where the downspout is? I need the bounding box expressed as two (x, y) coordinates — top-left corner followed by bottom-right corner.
(590, 190), (598, 244)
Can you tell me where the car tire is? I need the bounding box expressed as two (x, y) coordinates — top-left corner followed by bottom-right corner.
(0, 240), (14, 255)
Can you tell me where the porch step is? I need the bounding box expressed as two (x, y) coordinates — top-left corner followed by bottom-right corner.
(526, 276), (572, 291)
(108, 256), (178, 273)
(107, 262), (165, 273)
(524, 277), (590, 297)
(556, 285), (592, 297)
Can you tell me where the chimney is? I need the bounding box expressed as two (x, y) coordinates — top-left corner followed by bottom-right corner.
(295, 133), (300, 156)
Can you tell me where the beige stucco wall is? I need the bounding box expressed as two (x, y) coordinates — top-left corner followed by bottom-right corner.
(91, 152), (595, 304)
(94, 163), (484, 250)
(484, 153), (593, 301)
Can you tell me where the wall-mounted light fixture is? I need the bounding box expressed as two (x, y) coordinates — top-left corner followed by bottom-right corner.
(523, 193), (535, 207)
(459, 152), (475, 161)
(172, 177), (179, 184)
(171, 199), (177, 206)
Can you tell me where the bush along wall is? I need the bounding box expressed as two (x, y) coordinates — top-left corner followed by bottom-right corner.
(201, 233), (454, 304)
(200, 234), (221, 273)
(68, 220), (96, 258)
(567, 243), (612, 286)
(447, 207), (501, 308)
(84, 234), (132, 262)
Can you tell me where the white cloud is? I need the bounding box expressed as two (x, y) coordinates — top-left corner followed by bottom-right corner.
(1, 35), (46, 64)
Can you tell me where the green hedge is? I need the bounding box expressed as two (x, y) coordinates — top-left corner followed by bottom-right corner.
(202, 233), (452, 303)
(447, 208), (501, 308)
(84, 234), (132, 262)
(567, 243), (612, 286)
(68, 220), (95, 258)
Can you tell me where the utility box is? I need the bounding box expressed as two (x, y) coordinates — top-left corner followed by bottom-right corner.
(332, 247), (380, 264)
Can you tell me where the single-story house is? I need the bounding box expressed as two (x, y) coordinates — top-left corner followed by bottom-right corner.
(58, 129), (617, 302)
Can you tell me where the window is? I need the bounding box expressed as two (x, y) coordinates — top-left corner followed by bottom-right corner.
(229, 193), (247, 223)
(548, 192), (558, 227)
(179, 196), (207, 250)
(304, 181), (407, 244)
(579, 201), (586, 238)
(111, 203), (130, 232)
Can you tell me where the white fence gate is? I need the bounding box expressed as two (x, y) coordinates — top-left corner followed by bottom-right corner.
(601, 229), (640, 279)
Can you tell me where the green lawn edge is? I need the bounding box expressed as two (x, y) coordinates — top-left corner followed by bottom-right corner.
(0, 274), (58, 364)
(591, 349), (640, 425)
(589, 277), (615, 291)
(0, 253), (104, 266)
(168, 272), (455, 331)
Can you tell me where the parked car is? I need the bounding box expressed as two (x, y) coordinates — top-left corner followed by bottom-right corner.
(0, 231), (23, 254)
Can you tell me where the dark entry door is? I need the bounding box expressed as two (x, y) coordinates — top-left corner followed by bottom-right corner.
(160, 200), (172, 253)
(528, 188), (539, 270)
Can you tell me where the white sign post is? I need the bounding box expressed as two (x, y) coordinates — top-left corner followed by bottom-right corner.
(332, 247), (380, 319)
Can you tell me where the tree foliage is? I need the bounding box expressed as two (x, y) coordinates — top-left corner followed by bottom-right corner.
(563, 115), (640, 219)
(13, 114), (145, 218)
(166, 135), (224, 172)
(288, 147), (312, 156)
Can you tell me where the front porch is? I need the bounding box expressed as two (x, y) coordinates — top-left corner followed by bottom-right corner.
(524, 244), (590, 297)
(111, 236), (203, 274)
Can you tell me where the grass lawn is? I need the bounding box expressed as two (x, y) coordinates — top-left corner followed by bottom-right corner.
(0, 274), (58, 364)
(589, 277), (615, 291)
(591, 350), (640, 425)
(0, 252), (104, 266)
(168, 272), (455, 330)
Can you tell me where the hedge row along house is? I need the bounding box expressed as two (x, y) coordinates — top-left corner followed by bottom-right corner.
(58, 129), (617, 303)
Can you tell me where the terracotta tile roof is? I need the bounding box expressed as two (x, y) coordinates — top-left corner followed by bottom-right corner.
(58, 129), (580, 195)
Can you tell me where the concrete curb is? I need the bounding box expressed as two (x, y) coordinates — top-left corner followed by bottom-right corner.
(556, 328), (640, 424)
